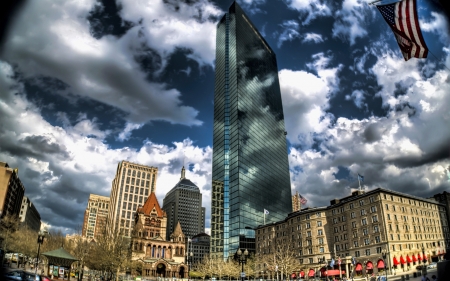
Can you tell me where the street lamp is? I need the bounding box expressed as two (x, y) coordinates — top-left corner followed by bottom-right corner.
(237, 249), (249, 281)
(186, 251), (193, 279)
(381, 248), (388, 281)
(421, 246), (427, 277)
(35, 231), (46, 274)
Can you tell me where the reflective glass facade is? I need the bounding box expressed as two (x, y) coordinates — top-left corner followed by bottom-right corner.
(211, 2), (292, 260)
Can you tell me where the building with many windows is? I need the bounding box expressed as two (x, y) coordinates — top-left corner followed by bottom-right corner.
(190, 232), (210, 265)
(0, 162), (25, 219)
(162, 166), (205, 241)
(107, 161), (158, 237)
(19, 196), (41, 232)
(82, 194), (109, 239)
(256, 188), (450, 279)
(211, 1), (292, 260)
(433, 191), (450, 228)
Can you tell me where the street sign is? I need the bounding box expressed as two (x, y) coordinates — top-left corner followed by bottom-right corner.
(241, 272), (246, 277)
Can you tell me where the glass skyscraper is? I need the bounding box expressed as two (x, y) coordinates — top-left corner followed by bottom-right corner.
(210, 1), (292, 260)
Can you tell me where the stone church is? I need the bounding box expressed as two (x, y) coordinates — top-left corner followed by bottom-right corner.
(131, 192), (188, 278)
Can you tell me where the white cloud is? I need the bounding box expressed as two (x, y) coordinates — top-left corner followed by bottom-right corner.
(0, 64), (213, 233)
(345, 89), (367, 109)
(280, 52), (343, 148)
(332, 0), (373, 45)
(302, 32), (325, 43)
(1, 0), (219, 128)
(287, 50), (450, 206)
(420, 11), (450, 44)
(286, 0), (332, 25)
(117, 123), (144, 142)
(277, 20), (301, 48)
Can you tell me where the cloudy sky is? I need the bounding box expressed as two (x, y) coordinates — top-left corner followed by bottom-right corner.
(1, 0), (449, 234)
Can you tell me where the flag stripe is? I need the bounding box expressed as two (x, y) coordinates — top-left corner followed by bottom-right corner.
(377, 0), (428, 61)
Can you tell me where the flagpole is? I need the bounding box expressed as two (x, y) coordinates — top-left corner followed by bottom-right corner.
(264, 212), (266, 225)
(368, 0), (382, 5)
(358, 176), (361, 191)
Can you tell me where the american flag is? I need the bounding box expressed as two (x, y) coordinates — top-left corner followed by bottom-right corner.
(376, 0), (428, 61)
(299, 194), (307, 205)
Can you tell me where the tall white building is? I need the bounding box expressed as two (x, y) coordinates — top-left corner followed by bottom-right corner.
(107, 161), (158, 237)
(82, 194), (109, 239)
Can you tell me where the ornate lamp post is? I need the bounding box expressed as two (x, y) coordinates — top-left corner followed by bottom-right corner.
(186, 251), (193, 279)
(237, 249), (249, 281)
(421, 246), (427, 276)
(381, 248), (388, 281)
(35, 231), (46, 274)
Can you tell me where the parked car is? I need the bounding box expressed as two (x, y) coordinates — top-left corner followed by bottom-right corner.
(427, 262), (437, 269)
(5, 270), (41, 281)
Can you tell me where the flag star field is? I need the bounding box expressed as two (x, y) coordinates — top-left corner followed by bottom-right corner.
(0, 0), (449, 234)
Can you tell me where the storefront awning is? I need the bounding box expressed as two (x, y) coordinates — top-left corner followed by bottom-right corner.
(377, 260), (385, 269)
(412, 255), (417, 262)
(366, 261), (373, 270)
(355, 263), (363, 271)
(300, 271), (305, 278)
(324, 270), (345, 276)
(393, 257), (399, 266)
(400, 256), (406, 264)
(308, 269), (315, 277)
(406, 255), (412, 263)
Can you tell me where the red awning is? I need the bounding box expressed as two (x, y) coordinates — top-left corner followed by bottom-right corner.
(291, 273), (296, 278)
(400, 256), (406, 264)
(366, 261), (373, 270)
(355, 263), (363, 271)
(412, 255), (417, 262)
(406, 255), (412, 263)
(308, 269), (315, 277)
(300, 271), (305, 278)
(377, 260), (385, 269)
(324, 270), (345, 276)
(393, 257), (399, 266)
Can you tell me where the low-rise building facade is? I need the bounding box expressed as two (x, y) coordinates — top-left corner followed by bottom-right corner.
(19, 196), (41, 232)
(256, 188), (450, 279)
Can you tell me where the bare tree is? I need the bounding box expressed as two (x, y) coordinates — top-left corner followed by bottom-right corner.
(0, 214), (20, 253)
(258, 237), (301, 280)
(86, 226), (130, 281)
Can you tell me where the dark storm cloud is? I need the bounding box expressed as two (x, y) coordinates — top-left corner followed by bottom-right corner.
(363, 123), (383, 143)
(0, 134), (70, 161)
(385, 141), (450, 168)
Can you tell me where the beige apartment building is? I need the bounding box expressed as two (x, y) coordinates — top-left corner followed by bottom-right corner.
(107, 161), (158, 237)
(19, 196), (41, 232)
(256, 188), (450, 279)
(0, 162), (25, 219)
(82, 194), (110, 239)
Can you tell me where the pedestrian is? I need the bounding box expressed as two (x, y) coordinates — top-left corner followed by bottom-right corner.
(431, 275), (437, 281)
(421, 274), (430, 281)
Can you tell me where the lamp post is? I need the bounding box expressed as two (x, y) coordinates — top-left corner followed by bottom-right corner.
(35, 231), (46, 274)
(237, 249), (248, 281)
(381, 248), (388, 281)
(186, 251), (193, 280)
(421, 246), (427, 277)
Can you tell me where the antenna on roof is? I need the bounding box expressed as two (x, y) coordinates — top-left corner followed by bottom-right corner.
(181, 151), (186, 180)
